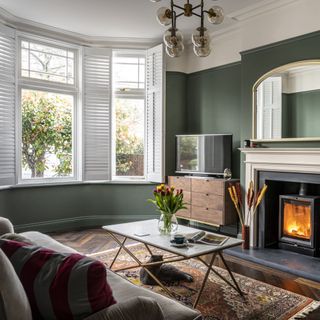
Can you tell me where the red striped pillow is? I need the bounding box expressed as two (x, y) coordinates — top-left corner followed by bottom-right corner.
(0, 239), (116, 320)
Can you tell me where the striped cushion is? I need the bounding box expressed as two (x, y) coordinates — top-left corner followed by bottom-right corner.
(0, 239), (116, 320)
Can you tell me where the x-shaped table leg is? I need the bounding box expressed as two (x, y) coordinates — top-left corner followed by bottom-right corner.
(107, 232), (175, 298)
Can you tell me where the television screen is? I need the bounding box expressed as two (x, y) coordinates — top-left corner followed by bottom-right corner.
(176, 134), (232, 175)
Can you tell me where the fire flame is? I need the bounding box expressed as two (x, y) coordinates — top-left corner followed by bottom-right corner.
(283, 202), (311, 240)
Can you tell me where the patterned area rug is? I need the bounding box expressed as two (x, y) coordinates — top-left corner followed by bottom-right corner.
(91, 244), (319, 320)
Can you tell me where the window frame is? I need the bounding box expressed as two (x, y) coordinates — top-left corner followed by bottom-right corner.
(16, 34), (81, 185)
(111, 49), (147, 181)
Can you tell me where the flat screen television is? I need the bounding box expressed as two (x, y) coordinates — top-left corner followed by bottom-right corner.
(176, 134), (232, 175)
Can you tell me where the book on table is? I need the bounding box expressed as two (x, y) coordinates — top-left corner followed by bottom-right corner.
(185, 231), (229, 246)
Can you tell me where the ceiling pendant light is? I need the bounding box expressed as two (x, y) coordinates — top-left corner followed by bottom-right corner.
(193, 44), (211, 57)
(207, 6), (224, 24)
(156, 7), (172, 26)
(166, 41), (184, 58)
(150, 0), (224, 58)
(163, 28), (183, 48)
(192, 27), (210, 48)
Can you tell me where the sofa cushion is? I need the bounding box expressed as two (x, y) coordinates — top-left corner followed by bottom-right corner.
(0, 248), (33, 320)
(21, 231), (77, 253)
(84, 297), (165, 320)
(0, 233), (35, 244)
(0, 239), (116, 320)
(0, 218), (14, 236)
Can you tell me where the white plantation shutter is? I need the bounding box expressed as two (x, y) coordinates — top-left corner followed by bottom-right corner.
(259, 77), (282, 139)
(83, 47), (112, 181)
(0, 25), (16, 186)
(146, 44), (165, 183)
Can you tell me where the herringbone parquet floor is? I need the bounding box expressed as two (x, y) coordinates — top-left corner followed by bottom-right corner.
(50, 228), (320, 319)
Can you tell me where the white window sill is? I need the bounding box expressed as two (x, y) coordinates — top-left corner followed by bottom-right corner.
(0, 180), (157, 190)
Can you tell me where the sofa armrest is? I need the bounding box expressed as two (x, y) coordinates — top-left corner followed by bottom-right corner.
(84, 297), (164, 320)
(0, 218), (14, 236)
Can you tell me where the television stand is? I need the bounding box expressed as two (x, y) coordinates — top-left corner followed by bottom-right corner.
(168, 176), (239, 226)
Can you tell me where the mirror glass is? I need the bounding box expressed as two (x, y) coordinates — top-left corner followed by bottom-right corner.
(253, 61), (320, 140)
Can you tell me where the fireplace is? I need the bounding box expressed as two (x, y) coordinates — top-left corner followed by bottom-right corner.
(257, 171), (320, 257)
(278, 194), (320, 255)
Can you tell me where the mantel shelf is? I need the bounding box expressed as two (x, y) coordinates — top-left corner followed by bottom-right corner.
(239, 148), (320, 154)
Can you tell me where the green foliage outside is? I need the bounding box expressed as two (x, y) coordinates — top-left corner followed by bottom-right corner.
(115, 99), (144, 175)
(22, 90), (72, 178)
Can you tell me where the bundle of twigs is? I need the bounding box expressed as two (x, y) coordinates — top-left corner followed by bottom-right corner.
(228, 181), (268, 226)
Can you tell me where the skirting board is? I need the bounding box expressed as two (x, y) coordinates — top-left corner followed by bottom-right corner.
(14, 214), (158, 233)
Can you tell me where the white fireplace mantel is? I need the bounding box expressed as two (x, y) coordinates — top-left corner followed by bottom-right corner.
(239, 148), (320, 247)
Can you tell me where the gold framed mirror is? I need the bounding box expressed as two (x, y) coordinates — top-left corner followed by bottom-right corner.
(252, 60), (320, 142)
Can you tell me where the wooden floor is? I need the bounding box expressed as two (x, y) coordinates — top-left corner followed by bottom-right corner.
(51, 227), (320, 319)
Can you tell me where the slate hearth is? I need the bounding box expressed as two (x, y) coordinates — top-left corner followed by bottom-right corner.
(225, 246), (320, 282)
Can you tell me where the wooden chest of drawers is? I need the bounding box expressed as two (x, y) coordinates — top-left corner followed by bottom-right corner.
(168, 176), (238, 226)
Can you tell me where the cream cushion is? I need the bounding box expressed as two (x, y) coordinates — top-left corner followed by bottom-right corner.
(0, 249), (32, 320)
(0, 218), (14, 236)
(84, 297), (164, 320)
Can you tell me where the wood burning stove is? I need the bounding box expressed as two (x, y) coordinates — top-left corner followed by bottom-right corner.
(279, 194), (320, 256)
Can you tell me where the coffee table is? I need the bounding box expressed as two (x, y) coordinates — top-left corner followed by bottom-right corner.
(103, 219), (244, 308)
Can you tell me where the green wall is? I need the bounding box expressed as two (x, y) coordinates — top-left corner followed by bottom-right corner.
(186, 62), (242, 178)
(166, 72), (188, 176)
(0, 72), (187, 232)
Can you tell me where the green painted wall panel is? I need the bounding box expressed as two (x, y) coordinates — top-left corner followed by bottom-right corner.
(166, 72), (188, 176)
(0, 184), (156, 231)
(186, 63), (242, 178)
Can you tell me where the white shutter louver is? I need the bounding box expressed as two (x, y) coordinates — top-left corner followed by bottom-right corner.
(0, 25), (16, 186)
(146, 44), (165, 183)
(83, 47), (112, 181)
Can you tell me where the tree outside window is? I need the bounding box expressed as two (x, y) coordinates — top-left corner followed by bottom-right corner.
(21, 90), (73, 178)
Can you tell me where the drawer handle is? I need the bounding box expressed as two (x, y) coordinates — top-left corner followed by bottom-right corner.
(206, 208), (209, 210)
(206, 193), (209, 196)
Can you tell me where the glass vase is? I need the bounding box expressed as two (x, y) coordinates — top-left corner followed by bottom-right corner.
(158, 212), (178, 235)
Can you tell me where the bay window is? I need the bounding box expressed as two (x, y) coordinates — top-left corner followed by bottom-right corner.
(0, 23), (165, 187)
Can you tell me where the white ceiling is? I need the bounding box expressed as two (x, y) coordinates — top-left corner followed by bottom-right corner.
(0, 0), (268, 40)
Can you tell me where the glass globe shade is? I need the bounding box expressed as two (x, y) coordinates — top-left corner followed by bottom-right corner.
(150, 0), (161, 2)
(156, 7), (172, 26)
(207, 6), (224, 24)
(193, 44), (211, 58)
(191, 28), (210, 48)
(166, 42), (184, 58)
(163, 28), (183, 48)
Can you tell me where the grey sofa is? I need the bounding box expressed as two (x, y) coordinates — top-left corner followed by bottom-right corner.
(0, 218), (202, 320)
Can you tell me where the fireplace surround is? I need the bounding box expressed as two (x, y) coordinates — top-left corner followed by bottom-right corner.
(240, 148), (320, 254)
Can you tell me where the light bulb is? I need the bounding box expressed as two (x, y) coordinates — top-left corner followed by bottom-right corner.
(156, 7), (172, 26)
(207, 6), (224, 24)
(166, 42), (184, 58)
(163, 28), (183, 48)
(192, 28), (210, 48)
(193, 44), (211, 57)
